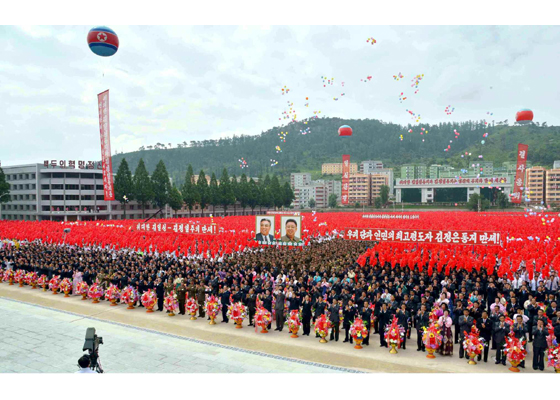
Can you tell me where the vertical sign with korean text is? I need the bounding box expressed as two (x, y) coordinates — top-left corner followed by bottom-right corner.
(342, 154), (350, 205)
(511, 143), (528, 204)
(98, 90), (115, 201)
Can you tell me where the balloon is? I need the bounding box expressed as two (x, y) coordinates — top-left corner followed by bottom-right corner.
(338, 125), (353, 137)
(87, 26), (119, 57)
(516, 109), (534, 125)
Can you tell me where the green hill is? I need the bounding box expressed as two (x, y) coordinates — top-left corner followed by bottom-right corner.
(111, 118), (560, 185)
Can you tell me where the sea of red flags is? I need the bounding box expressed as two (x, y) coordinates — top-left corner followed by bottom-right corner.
(1, 211), (559, 278)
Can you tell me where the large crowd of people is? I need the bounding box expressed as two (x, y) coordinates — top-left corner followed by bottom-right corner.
(1, 237), (559, 372)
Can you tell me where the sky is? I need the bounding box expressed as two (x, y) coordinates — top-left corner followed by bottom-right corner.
(1, 23), (560, 166)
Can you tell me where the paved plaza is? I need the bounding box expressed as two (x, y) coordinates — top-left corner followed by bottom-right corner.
(0, 298), (353, 373)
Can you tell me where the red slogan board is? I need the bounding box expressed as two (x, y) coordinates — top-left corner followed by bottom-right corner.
(344, 228), (502, 246)
(98, 90), (115, 201)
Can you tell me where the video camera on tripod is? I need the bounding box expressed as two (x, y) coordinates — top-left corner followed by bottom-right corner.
(83, 327), (104, 373)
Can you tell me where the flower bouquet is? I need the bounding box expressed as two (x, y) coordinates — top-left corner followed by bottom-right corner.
(422, 323), (443, 358)
(254, 304), (272, 334)
(121, 286), (138, 309)
(164, 291), (179, 316)
(505, 331), (527, 372)
(25, 272), (38, 289)
(106, 284), (121, 306)
(288, 310), (302, 338)
(385, 316), (405, 354)
(15, 269), (26, 287)
(350, 317), (368, 349)
(141, 289), (157, 312)
(462, 325), (485, 365)
(60, 278), (72, 297)
(4, 269), (14, 285)
(186, 296), (198, 320)
(77, 282), (89, 300)
(227, 301), (247, 329)
(37, 274), (48, 291)
(88, 283), (104, 303)
(546, 334), (559, 373)
(204, 295), (222, 324)
(48, 275), (61, 294)
(314, 313), (332, 343)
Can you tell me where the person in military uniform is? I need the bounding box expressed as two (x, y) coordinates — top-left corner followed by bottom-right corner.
(177, 282), (187, 315)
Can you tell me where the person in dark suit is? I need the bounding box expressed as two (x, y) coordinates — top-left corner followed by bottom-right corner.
(343, 300), (356, 343)
(301, 295), (312, 336)
(416, 304), (430, 351)
(155, 278), (164, 312)
(220, 286), (231, 323)
(512, 314), (527, 368)
(378, 303), (392, 347)
(458, 309), (473, 359)
(396, 303), (409, 350)
(255, 218), (275, 243)
(476, 310), (492, 362)
(274, 288), (286, 331)
(329, 301), (340, 341)
(532, 319), (548, 371)
(360, 301), (373, 346)
(493, 314), (510, 365)
(262, 289), (273, 330)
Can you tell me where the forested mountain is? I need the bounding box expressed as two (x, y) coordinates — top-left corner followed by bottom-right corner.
(111, 117), (559, 185)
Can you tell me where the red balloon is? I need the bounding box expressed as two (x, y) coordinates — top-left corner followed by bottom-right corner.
(338, 125), (353, 136)
(516, 109), (533, 125)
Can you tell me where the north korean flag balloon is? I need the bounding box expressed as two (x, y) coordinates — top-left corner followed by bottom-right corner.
(87, 26), (119, 57)
(338, 125), (353, 137)
(516, 109), (534, 125)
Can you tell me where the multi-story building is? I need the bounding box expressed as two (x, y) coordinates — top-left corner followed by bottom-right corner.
(290, 173), (312, 189)
(370, 174), (389, 200)
(293, 179), (341, 208)
(525, 166), (546, 203)
(364, 168), (394, 194)
(322, 162), (358, 175)
(429, 164), (454, 179)
(348, 174), (371, 205)
(401, 164), (426, 179)
(546, 168), (560, 205)
(360, 160), (383, 174)
(554, 160), (560, 169)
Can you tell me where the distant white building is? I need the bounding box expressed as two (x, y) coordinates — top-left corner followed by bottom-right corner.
(292, 179), (341, 209)
(360, 160), (384, 174)
(290, 173), (312, 189)
(554, 160), (560, 169)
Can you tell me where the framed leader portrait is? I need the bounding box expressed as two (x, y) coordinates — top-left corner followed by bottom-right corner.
(280, 216), (302, 243)
(255, 216), (275, 243)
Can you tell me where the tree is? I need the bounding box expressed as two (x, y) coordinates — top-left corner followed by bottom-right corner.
(151, 160), (172, 210)
(328, 193), (338, 208)
(133, 158), (154, 219)
(282, 182), (295, 209)
(168, 185), (184, 217)
(308, 198), (316, 209)
(247, 178), (259, 214)
(380, 185), (390, 207)
(467, 193), (490, 212)
(196, 170), (209, 212)
(374, 197), (382, 209)
(181, 164), (199, 217)
(0, 166), (11, 204)
(496, 191), (510, 209)
(208, 172), (220, 215)
(230, 174), (238, 215)
(238, 174), (249, 214)
(354, 202), (361, 209)
(114, 159), (134, 219)
(219, 168), (235, 216)
(270, 175), (283, 209)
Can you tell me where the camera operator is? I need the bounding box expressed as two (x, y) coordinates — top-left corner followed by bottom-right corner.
(75, 355), (98, 373)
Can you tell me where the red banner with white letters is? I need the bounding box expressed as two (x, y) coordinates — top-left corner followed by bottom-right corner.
(511, 144), (528, 204)
(342, 155), (350, 205)
(344, 228), (502, 246)
(135, 222), (217, 235)
(98, 90), (115, 201)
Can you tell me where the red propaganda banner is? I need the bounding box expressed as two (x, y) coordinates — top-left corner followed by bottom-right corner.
(342, 154), (350, 205)
(98, 90), (115, 201)
(135, 222), (217, 235)
(344, 228), (502, 246)
(266, 211), (301, 216)
(511, 144), (528, 204)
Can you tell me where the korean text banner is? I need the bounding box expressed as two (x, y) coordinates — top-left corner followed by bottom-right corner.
(511, 143), (528, 204)
(135, 222), (217, 235)
(98, 90), (115, 201)
(342, 154), (350, 205)
(344, 228), (502, 246)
